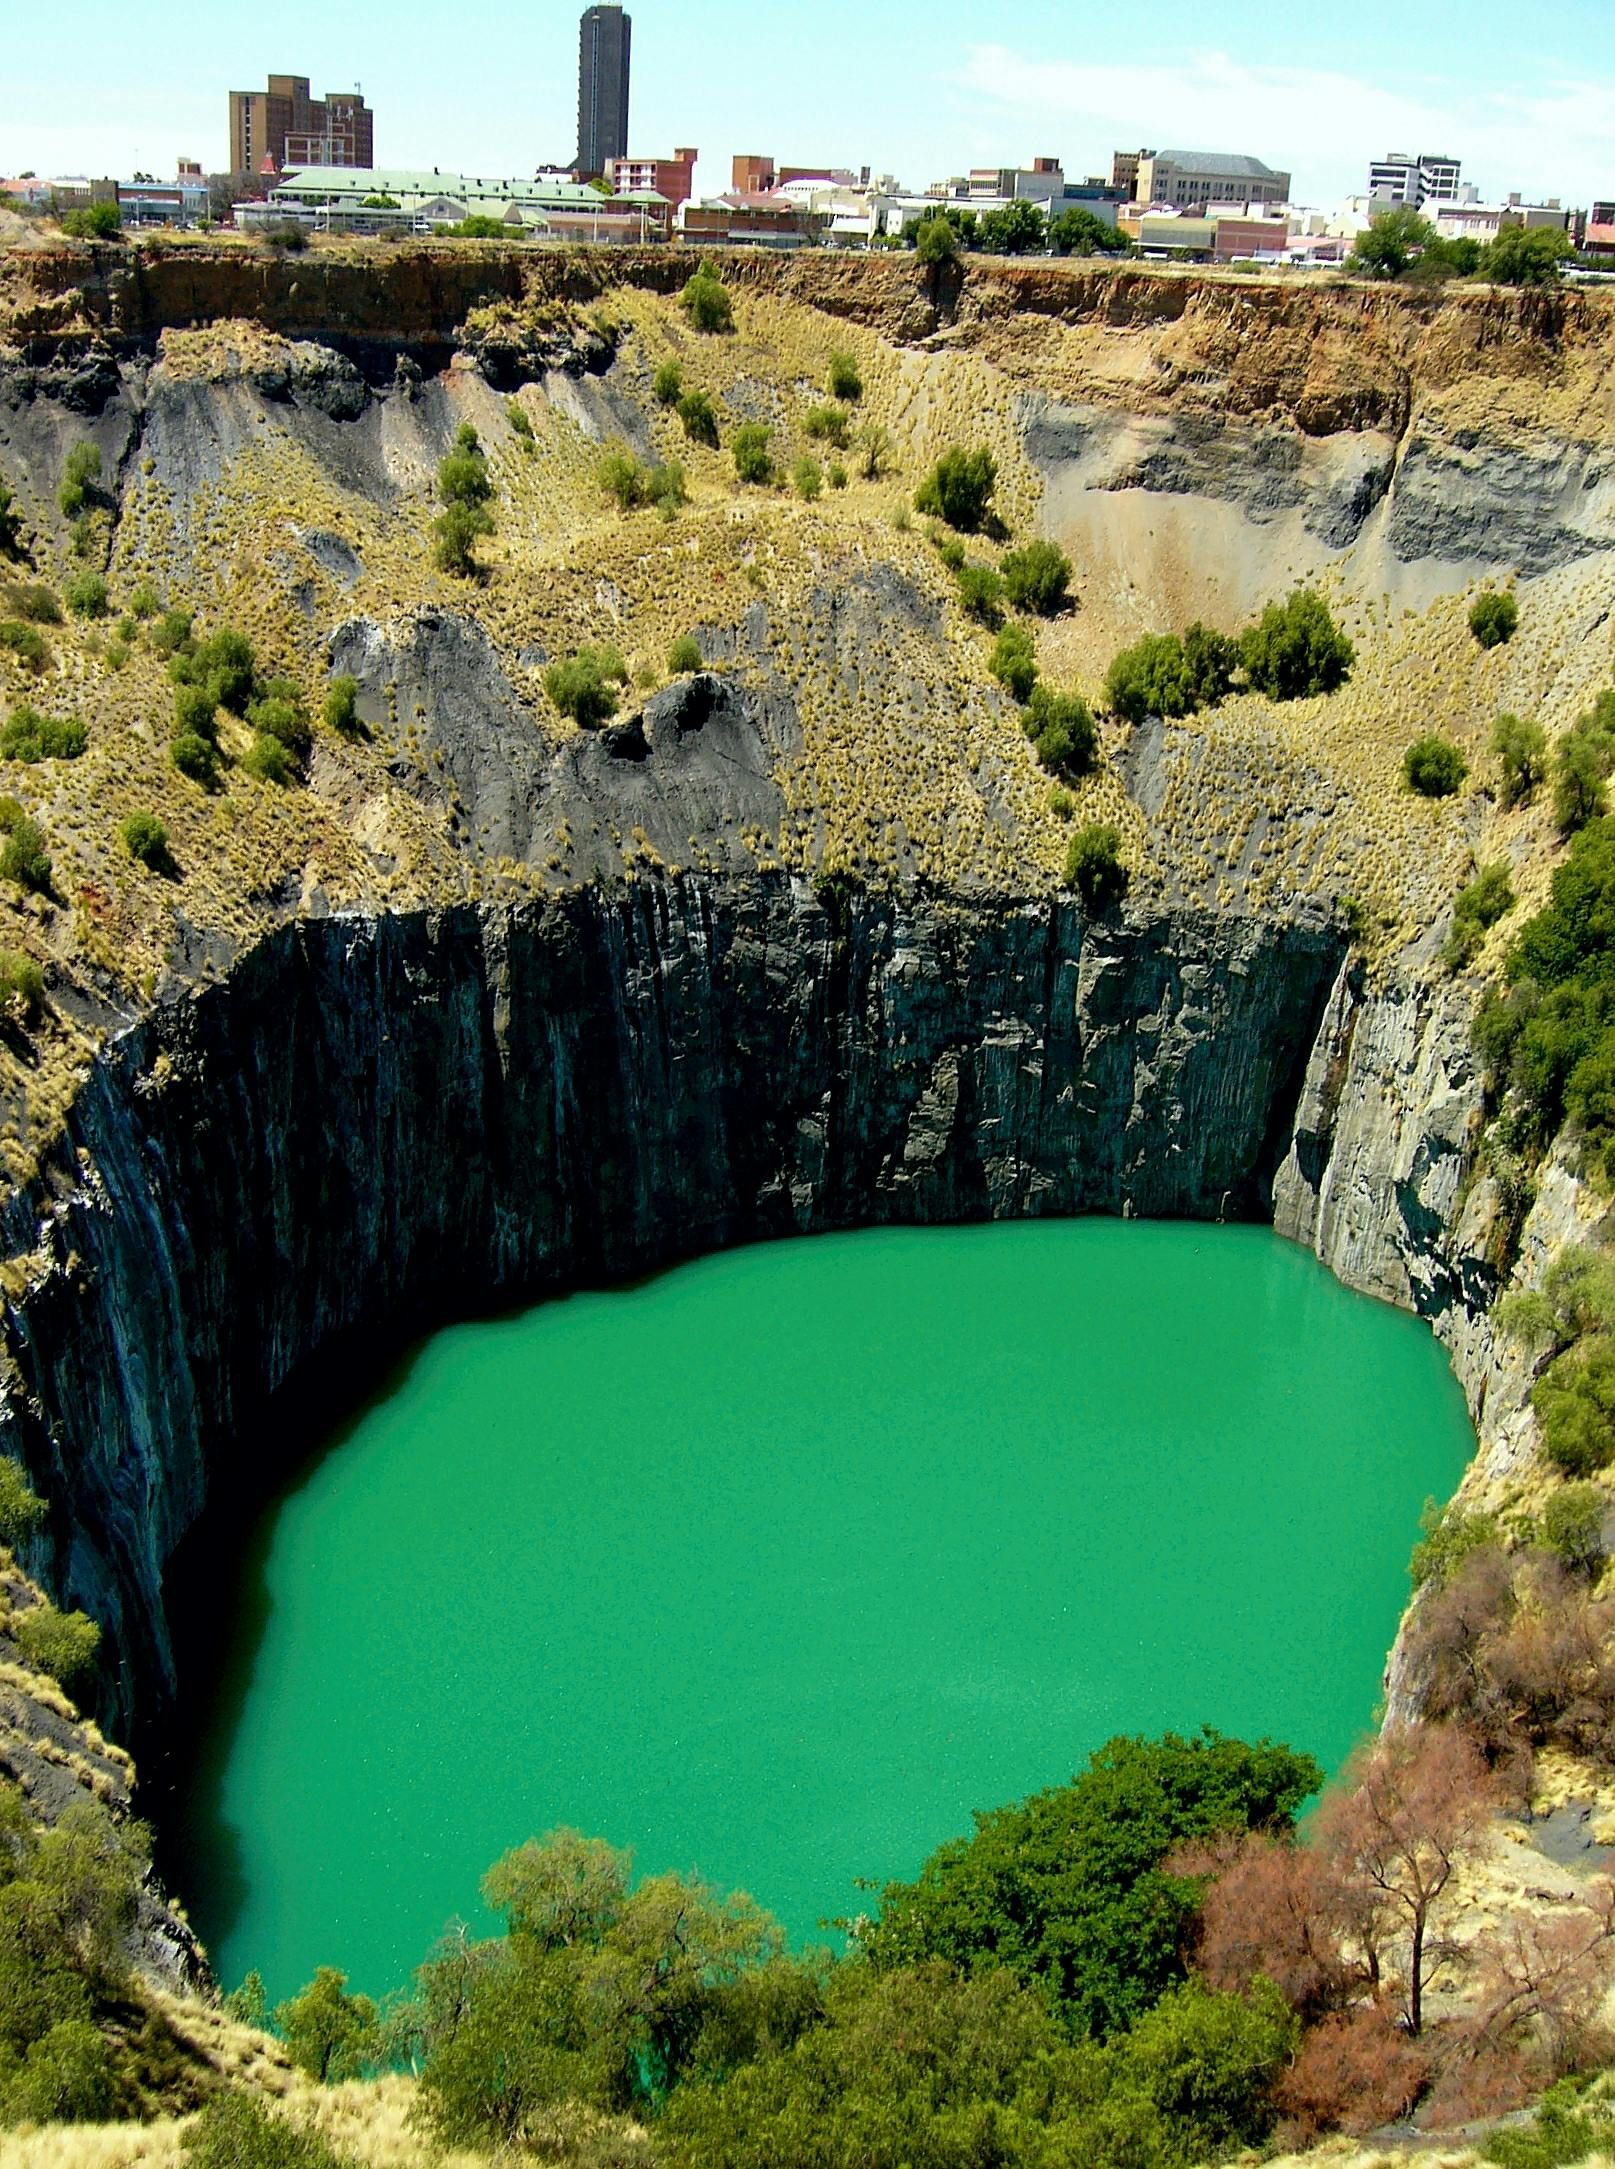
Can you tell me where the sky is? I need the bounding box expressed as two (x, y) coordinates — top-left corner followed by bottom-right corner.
(4, 0), (1613, 209)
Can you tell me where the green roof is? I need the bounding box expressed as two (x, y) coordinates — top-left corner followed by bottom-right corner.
(275, 165), (607, 211)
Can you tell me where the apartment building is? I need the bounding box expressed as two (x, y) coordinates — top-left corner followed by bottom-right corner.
(228, 75), (373, 176)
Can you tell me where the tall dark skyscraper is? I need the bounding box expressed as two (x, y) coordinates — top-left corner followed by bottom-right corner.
(577, 5), (632, 178)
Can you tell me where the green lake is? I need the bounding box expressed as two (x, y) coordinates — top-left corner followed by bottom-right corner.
(168, 1221), (1476, 2002)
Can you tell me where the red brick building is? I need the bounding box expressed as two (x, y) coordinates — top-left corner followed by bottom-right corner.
(604, 148), (697, 205)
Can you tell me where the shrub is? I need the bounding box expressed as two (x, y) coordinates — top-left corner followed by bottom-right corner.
(989, 624), (1038, 703)
(681, 266), (734, 333)
(1444, 862), (1515, 968)
(433, 501), (494, 577)
(644, 460), (687, 515)
(118, 811), (170, 871)
(1471, 590), (1520, 649)
(1025, 684), (1097, 779)
(506, 399), (533, 441)
(957, 562), (1005, 629)
(129, 583), (159, 620)
(914, 446), (996, 532)
(438, 450), (492, 509)
(147, 607), (193, 657)
(437, 215), (505, 240)
(171, 733), (219, 786)
(1409, 1498), (1502, 1591)
(0, 623), (48, 672)
(60, 202), (122, 241)
(1405, 734), (1468, 798)
(827, 461), (848, 491)
(792, 455), (823, 502)
(913, 215), (959, 266)
(1240, 589), (1355, 701)
(0, 953), (44, 1027)
(1494, 712), (1548, 808)
(678, 389), (720, 447)
(668, 635), (702, 675)
(183, 2090), (354, 2169)
(12, 1600), (100, 1688)
(1553, 693), (1615, 833)
(324, 675), (361, 735)
(0, 485), (21, 561)
(803, 404), (850, 450)
(827, 350), (863, 401)
(1066, 823), (1129, 913)
(171, 626), (256, 713)
(0, 2018), (116, 2124)
(172, 682), (219, 744)
(0, 707), (85, 762)
(653, 359), (684, 406)
(545, 647), (627, 729)
(57, 444), (101, 522)
(732, 424), (773, 486)
(0, 803), (50, 893)
(0, 1460), (45, 1544)
(1002, 539), (1074, 617)
(1484, 224), (1573, 287)
(598, 445), (645, 510)
(4, 584), (61, 625)
(243, 735), (294, 785)
(63, 571), (107, 619)
(1541, 1484), (1607, 1577)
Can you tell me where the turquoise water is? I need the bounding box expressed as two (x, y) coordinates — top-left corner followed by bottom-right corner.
(170, 1221), (1476, 2002)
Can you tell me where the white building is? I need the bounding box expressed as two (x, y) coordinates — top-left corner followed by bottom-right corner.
(1367, 152), (1462, 208)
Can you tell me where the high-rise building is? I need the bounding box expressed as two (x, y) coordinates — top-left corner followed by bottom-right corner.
(1367, 152), (1462, 208)
(577, 6), (631, 180)
(228, 75), (373, 176)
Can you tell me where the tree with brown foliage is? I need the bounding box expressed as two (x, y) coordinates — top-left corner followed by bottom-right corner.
(1185, 1832), (1358, 2024)
(1313, 1728), (1496, 2036)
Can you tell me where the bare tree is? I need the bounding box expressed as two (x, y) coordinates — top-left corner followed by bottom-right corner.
(1314, 1727), (1496, 2036)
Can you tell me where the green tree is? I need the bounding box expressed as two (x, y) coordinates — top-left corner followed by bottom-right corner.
(956, 561), (1005, 629)
(676, 389), (719, 449)
(792, 455), (823, 502)
(1404, 734), (1468, 798)
(803, 403), (851, 449)
(1050, 207), (1131, 256)
(0, 623), (49, 672)
(60, 203), (122, 242)
(1066, 824), (1130, 914)
(432, 500), (494, 577)
(1104, 632), (1197, 722)
(913, 215), (959, 266)
(989, 623), (1038, 702)
(857, 422), (892, 481)
(0, 483), (22, 561)
(1001, 539), (1074, 616)
(866, 1731), (1320, 2038)
(1494, 712), (1548, 807)
(0, 802), (50, 893)
(171, 732), (219, 786)
(0, 2016), (115, 2124)
(324, 675), (361, 736)
(653, 359), (684, 406)
(914, 446), (996, 532)
(440, 215), (506, 239)
(243, 735), (294, 785)
(1542, 1483), (1607, 1577)
(0, 952), (44, 1026)
(12, 1601), (100, 1688)
(1443, 862), (1515, 968)
(1484, 224), (1573, 287)
(1471, 590), (1520, 648)
(978, 199), (1047, 255)
(1025, 683), (1097, 778)
(57, 444), (101, 522)
(732, 424), (773, 486)
(826, 350), (863, 401)
(0, 707), (86, 762)
(681, 265), (735, 333)
(668, 635), (702, 674)
(0, 1461), (46, 1545)
(63, 571), (107, 619)
(1349, 206), (1435, 279)
(118, 811), (171, 873)
(545, 647), (628, 729)
(274, 1966), (380, 2084)
(1239, 589), (1355, 701)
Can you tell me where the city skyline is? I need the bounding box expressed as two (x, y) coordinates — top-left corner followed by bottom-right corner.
(4, 0), (1613, 208)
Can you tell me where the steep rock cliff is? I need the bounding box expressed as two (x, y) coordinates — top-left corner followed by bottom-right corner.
(0, 877), (1342, 1730)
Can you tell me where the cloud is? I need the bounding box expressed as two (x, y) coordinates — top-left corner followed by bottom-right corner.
(954, 42), (1612, 207)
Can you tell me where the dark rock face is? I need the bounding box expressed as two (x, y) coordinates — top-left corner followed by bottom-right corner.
(0, 877), (1343, 1731)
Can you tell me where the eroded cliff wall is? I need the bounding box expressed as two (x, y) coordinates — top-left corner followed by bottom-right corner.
(0, 876), (1341, 1728)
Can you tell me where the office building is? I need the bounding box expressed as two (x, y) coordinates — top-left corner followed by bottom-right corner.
(1368, 152), (1462, 208)
(228, 75), (373, 176)
(577, 6), (631, 179)
(1131, 150), (1291, 209)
